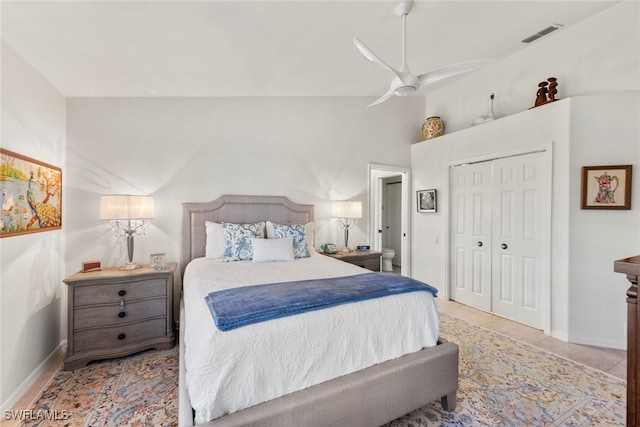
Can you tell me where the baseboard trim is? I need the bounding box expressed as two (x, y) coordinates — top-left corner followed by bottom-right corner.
(568, 334), (626, 351)
(551, 330), (569, 342)
(0, 340), (66, 413)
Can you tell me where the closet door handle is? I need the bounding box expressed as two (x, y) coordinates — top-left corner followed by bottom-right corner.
(477, 241), (483, 247)
(501, 243), (508, 250)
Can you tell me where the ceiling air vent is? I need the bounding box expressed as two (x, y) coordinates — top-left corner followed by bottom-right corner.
(521, 24), (563, 43)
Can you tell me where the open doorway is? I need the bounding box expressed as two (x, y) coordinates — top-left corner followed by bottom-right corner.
(383, 177), (402, 273)
(368, 163), (411, 276)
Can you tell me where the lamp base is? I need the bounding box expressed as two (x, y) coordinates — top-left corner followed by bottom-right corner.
(120, 262), (143, 271)
(339, 247), (351, 254)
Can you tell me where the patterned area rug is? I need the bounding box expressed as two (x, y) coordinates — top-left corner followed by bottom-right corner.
(20, 348), (178, 427)
(20, 313), (625, 426)
(386, 314), (626, 426)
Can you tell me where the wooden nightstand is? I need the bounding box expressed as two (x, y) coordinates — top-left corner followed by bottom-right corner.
(63, 263), (176, 370)
(322, 250), (382, 272)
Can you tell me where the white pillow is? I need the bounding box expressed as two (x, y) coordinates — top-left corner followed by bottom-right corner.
(251, 237), (295, 263)
(205, 221), (225, 259)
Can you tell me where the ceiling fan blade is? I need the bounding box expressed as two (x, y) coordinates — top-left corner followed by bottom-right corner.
(417, 58), (497, 89)
(353, 37), (403, 80)
(367, 88), (395, 108)
(355, 2), (493, 108)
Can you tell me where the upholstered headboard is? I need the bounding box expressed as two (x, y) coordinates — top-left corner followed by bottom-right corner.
(181, 194), (314, 277)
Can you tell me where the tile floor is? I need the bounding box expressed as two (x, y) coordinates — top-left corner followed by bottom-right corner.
(2, 299), (626, 426)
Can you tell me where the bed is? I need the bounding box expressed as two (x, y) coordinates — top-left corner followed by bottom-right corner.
(178, 195), (458, 427)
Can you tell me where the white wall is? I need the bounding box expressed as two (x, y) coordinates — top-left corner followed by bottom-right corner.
(422, 2), (640, 133)
(0, 42), (66, 410)
(412, 93), (640, 348)
(64, 96), (424, 283)
(412, 99), (573, 340)
(568, 92), (640, 348)
(412, 1), (640, 348)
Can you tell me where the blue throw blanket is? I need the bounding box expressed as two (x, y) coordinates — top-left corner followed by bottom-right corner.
(205, 272), (438, 331)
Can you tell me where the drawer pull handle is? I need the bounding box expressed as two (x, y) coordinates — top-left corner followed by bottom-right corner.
(118, 312), (126, 318)
(118, 290), (126, 297)
(117, 333), (126, 340)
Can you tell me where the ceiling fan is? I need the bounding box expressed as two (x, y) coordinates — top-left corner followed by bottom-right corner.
(354, 0), (497, 107)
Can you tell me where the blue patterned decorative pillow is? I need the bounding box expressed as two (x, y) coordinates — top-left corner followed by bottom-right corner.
(222, 222), (265, 261)
(272, 223), (310, 259)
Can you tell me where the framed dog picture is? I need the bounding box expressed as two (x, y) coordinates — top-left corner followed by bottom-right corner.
(580, 165), (632, 210)
(417, 189), (437, 213)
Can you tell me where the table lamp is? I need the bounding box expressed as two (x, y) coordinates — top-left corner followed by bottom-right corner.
(100, 195), (154, 270)
(332, 201), (362, 253)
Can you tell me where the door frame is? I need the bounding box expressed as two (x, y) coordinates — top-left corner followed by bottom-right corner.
(368, 163), (411, 276)
(445, 143), (553, 334)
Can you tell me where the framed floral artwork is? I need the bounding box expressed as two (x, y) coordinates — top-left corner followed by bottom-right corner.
(580, 165), (632, 210)
(0, 149), (62, 237)
(417, 189), (437, 213)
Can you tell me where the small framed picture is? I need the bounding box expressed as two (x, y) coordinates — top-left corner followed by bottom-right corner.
(150, 253), (168, 270)
(580, 165), (632, 210)
(417, 189), (437, 213)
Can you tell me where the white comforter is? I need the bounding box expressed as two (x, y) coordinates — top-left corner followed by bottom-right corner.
(183, 253), (439, 424)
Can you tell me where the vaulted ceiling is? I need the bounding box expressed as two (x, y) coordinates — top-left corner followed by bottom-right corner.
(1, 1), (619, 98)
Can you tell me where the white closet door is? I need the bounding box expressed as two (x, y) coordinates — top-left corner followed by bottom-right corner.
(450, 151), (548, 329)
(491, 152), (547, 329)
(450, 161), (493, 312)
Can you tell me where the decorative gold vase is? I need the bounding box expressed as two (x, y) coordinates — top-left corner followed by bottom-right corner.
(422, 116), (444, 140)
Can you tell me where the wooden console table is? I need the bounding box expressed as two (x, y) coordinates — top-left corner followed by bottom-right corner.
(614, 255), (640, 427)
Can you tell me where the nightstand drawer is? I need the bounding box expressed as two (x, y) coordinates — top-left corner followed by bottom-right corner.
(357, 258), (381, 271)
(74, 318), (167, 352)
(74, 298), (167, 329)
(74, 278), (167, 307)
(322, 251), (382, 272)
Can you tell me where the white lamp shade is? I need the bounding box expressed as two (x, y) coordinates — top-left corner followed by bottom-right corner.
(99, 195), (155, 220)
(332, 201), (362, 218)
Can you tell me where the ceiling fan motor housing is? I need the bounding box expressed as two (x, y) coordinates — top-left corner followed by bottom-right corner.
(393, 85), (416, 96)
